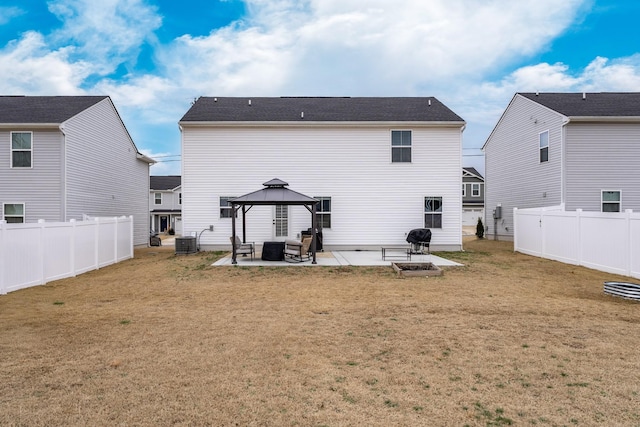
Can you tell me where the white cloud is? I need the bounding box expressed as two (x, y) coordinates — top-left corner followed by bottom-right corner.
(47, 0), (162, 74)
(0, 31), (90, 94)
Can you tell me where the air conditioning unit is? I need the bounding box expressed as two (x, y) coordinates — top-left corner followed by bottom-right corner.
(175, 236), (197, 255)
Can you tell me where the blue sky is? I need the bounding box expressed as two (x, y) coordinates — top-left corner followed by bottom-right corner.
(1, 0), (639, 175)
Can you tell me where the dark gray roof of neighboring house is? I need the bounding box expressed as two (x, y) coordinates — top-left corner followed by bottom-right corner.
(150, 176), (182, 191)
(0, 96), (109, 123)
(463, 167), (483, 180)
(180, 97), (465, 123)
(519, 92), (640, 117)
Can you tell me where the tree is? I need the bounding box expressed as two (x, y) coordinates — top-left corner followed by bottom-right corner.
(476, 217), (484, 239)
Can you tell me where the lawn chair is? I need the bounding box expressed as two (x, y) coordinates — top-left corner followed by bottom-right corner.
(230, 236), (255, 260)
(284, 236), (313, 262)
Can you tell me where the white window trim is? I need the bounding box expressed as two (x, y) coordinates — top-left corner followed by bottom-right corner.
(220, 196), (236, 218)
(539, 130), (549, 163)
(3, 202), (25, 223)
(462, 184), (466, 197)
(472, 183), (480, 197)
(314, 196), (332, 229)
(601, 190), (621, 213)
(391, 129), (412, 163)
(10, 131), (33, 168)
(424, 196), (443, 229)
(154, 192), (162, 205)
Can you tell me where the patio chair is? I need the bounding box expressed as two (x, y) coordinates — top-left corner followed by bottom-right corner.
(284, 236), (313, 262)
(230, 236), (255, 260)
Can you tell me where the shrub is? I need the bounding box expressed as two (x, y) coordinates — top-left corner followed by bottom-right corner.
(476, 217), (485, 239)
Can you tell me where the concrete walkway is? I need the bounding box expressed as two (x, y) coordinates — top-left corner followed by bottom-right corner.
(212, 250), (462, 267)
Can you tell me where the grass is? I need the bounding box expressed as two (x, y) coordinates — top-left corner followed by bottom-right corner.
(0, 237), (639, 426)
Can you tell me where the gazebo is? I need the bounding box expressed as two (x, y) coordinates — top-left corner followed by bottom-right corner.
(229, 179), (319, 264)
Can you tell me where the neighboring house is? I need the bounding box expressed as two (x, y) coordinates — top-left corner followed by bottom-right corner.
(0, 96), (155, 246)
(179, 97), (465, 251)
(462, 167), (484, 227)
(150, 175), (182, 234)
(483, 92), (640, 240)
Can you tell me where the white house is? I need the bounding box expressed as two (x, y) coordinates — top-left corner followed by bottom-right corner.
(483, 92), (640, 240)
(150, 175), (182, 234)
(0, 96), (155, 246)
(179, 97), (465, 251)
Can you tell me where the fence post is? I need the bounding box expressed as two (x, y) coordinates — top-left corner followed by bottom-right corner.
(540, 208), (546, 258)
(113, 216), (118, 264)
(129, 215), (134, 259)
(0, 220), (6, 294)
(70, 219), (76, 277)
(513, 208), (519, 252)
(94, 217), (100, 270)
(625, 209), (632, 277)
(38, 219), (46, 285)
(576, 209), (582, 267)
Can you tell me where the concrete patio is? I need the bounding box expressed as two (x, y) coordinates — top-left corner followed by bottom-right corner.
(213, 250), (463, 267)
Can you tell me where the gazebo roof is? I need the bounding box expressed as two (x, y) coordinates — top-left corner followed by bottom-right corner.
(229, 179), (318, 205)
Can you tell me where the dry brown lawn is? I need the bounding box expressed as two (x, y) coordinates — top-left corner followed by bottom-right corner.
(1, 238), (639, 426)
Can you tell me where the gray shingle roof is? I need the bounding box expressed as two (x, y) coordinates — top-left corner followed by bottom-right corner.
(180, 97), (464, 123)
(519, 92), (640, 117)
(0, 96), (109, 123)
(150, 176), (182, 191)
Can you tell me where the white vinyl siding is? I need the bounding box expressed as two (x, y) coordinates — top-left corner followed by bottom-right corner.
(484, 95), (564, 239)
(182, 125), (463, 249)
(64, 98), (150, 246)
(0, 128), (63, 222)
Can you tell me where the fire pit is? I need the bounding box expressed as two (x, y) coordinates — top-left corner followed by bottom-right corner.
(392, 262), (442, 277)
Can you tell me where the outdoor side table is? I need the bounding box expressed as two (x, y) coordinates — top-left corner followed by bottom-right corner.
(262, 241), (285, 261)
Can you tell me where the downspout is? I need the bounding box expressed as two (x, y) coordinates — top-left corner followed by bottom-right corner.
(59, 123), (67, 221)
(560, 117), (570, 206)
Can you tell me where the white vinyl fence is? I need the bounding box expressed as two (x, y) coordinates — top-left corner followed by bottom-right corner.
(0, 216), (134, 295)
(514, 205), (640, 280)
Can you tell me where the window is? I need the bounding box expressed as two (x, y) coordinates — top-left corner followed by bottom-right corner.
(391, 130), (411, 163)
(314, 197), (331, 229)
(179, 193), (182, 204)
(3, 203), (25, 223)
(424, 197), (442, 228)
(154, 192), (162, 205)
(539, 130), (549, 163)
(11, 132), (32, 168)
(602, 190), (621, 212)
(220, 197), (235, 218)
(462, 184), (466, 197)
(472, 183), (480, 197)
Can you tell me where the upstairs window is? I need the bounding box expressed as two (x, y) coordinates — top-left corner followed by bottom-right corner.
(391, 130), (412, 163)
(472, 183), (480, 197)
(154, 192), (162, 205)
(424, 196), (443, 228)
(3, 203), (25, 223)
(314, 197), (331, 229)
(462, 184), (466, 197)
(539, 130), (549, 163)
(179, 193), (182, 204)
(602, 190), (621, 212)
(11, 132), (32, 168)
(220, 197), (236, 218)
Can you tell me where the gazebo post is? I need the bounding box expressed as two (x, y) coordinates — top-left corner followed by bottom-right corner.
(311, 202), (317, 264)
(231, 203), (237, 264)
(242, 206), (247, 243)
